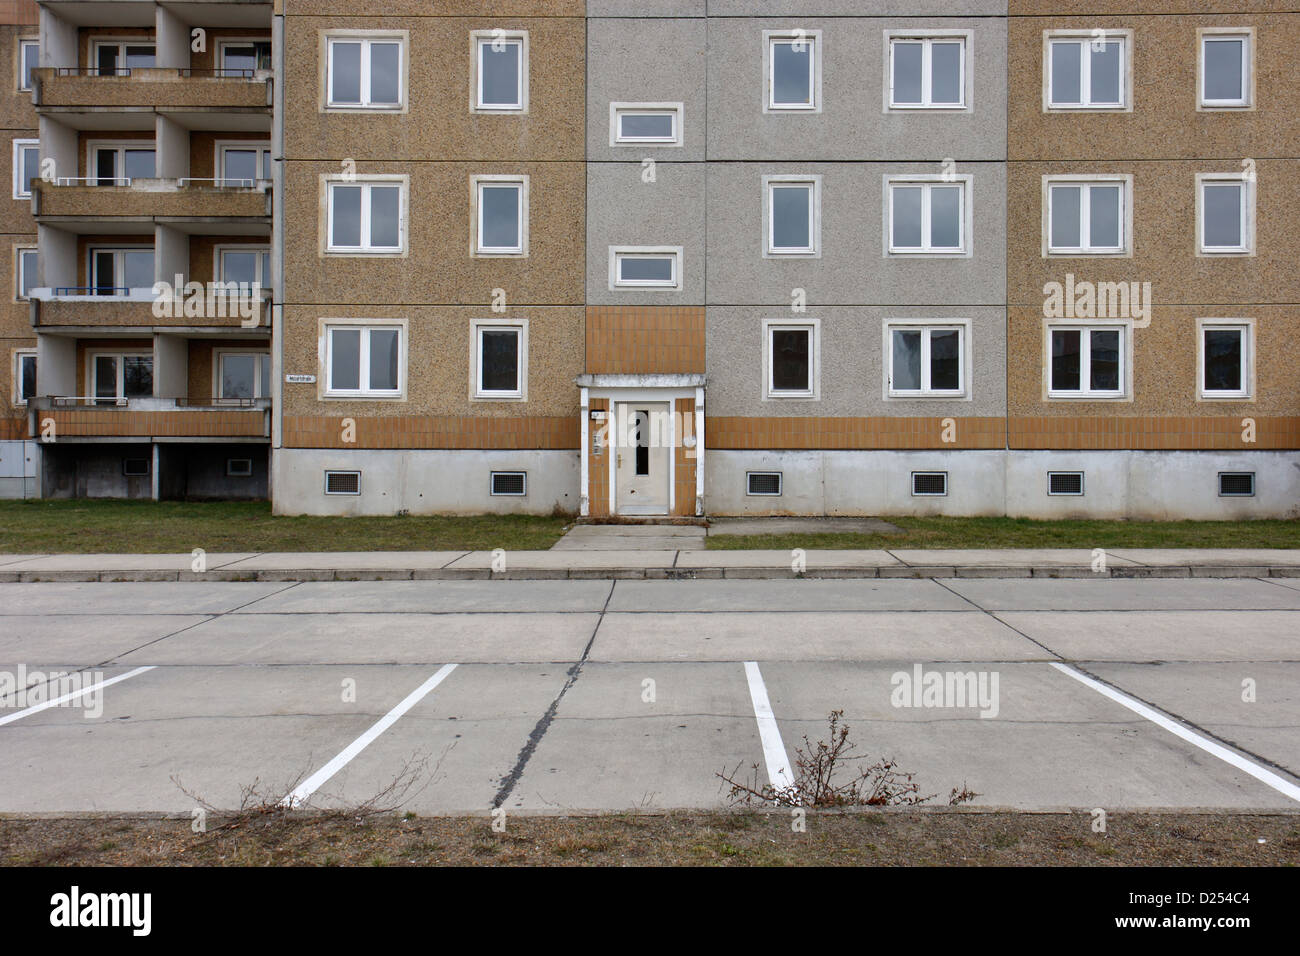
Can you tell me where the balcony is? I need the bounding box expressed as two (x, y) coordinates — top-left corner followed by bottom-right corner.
(27, 397), (271, 441)
(32, 179), (271, 233)
(34, 67), (271, 129)
(31, 289), (271, 332)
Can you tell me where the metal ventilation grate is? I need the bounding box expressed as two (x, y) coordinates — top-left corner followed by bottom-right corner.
(324, 470), (361, 495)
(1048, 471), (1084, 496)
(746, 472), (782, 496)
(1218, 472), (1255, 497)
(491, 471), (527, 496)
(911, 472), (948, 496)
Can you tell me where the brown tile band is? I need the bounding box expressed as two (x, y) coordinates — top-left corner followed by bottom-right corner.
(34, 410), (268, 439)
(0, 1), (37, 26)
(706, 417), (1007, 450)
(1009, 416), (1300, 450)
(283, 415), (578, 450)
(585, 306), (706, 375)
(0, 417), (25, 440)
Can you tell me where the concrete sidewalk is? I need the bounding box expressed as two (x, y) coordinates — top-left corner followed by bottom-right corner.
(2, 548), (1300, 582)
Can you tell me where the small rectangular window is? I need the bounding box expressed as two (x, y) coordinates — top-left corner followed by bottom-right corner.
(609, 246), (682, 291)
(217, 246), (271, 288)
(219, 40), (272, 74)
(1200, 31), (1251, 108)
(1200, 322), (1251, 398)
(325, 470), (361, 495)
(490, 471), (527, 496)
(18, 39), (38, 92)
(912, 472), (948, 496)
(765, 176), (819, 257)
(1049, 326), (1125, 397)
(1046, 177), (1128, 255)
(888, 178), (968, 255)
(473, 32), (527, 112)
(226, 458), (254, 477)
(92, 41), (155, 77)
(472, 176), (527, 256)
(1048, 472), (1085, 496)
(122, 457), (150, 477)
(1046, 32), (1128, 109)
(1218, 472), (1255, 497)
(325, 324), (404, 397)
(217, 144), (271, 186)
(218, 352), (272, 400)
(89, 143), (156, 185)
(14, 351), (36, 405)
(746, 472), (783, 496)
(889, 36), (965, 109)
(765, 31), (819, 112)
(887, 325), (964, 396)
(327, 179), (405, 254)
(327, 36), (403, 109)
(765, 321), (817, 399)
(1197, 175), (1252, 255)
(610, 103), (683, 147)
(12, 139), (38, 199)
(16, 247), (37, 300)
(89, 247), (155, 294)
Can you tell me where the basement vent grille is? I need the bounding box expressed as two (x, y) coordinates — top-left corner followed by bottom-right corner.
(1218, 472), (1255, 497)
(911, 471), (948, 497)
(227, 458), (253, 477)
(324, 470), (361, 495)
(122, 458), (150, 477)
(746, 472), (782, 496)
(491, 471), (527, 496)
(1048, 471), (1084, 496)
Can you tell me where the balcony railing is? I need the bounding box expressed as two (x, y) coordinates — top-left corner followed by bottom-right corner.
(54, 67), (261, 80)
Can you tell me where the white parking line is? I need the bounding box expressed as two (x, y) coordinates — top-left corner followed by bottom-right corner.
(0, 666), (156, 727)
(743, 661), (796, 794)
(1050, 662), (1300, 804)
(283, 663), (458, 808)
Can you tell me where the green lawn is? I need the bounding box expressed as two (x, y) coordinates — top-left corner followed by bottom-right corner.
(0, 500), (569, 554)
(706, 516), (1300, 551)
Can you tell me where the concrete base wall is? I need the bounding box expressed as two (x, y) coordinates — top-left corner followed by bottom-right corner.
(40, 443), (154, 499)
(0, 441), (38, 499)
(706, 449), (1300, 520)
(271, 448), (581, 516)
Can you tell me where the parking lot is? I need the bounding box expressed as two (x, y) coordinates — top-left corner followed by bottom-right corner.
(1, 577), (1298, 814)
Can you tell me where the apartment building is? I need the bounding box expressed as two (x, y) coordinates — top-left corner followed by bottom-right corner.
(7, 0), (1298, 519)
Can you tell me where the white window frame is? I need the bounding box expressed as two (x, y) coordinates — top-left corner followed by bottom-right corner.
(763, 175), (821, 258)
(87, 349), (153, 402)
(471, 30), (528, 114)
(12, 138), (38, 199)
(323, 32), (407, 111)
(762, 318), (820, 401)
(323, 175), (409, 256)
(215, 37), (272, 74)
(213, 349), (272, 401)
(321, 319), (407, 400)
(609, 102), (684, 147)
(470, 174), (528, 258)
(88, 245), (155, 292)
(85, 139), (157, 186)
(1043, 30), (1132, 111)
(1197, 318), (1254, 400)
(214, 141), (272, 186)
(763, 30), (821, 113)
(608, 246), (683, 291)
(215, 244), (271, 287)
(1042, 175), (1132, 256)
(882, 318), (972, 400)
(90, 39), (156, 77)
(884, 175), (973, 257)
(1196, 173), (1254, 256)
(471, 318), (529, 401)
(15, 245), (36, 301)
(1045, 323), (1129, 399)
(13, 349), (36, 405)
(885, 32), (970, 110)
(18, 38), (38, 92)
(1198, 28), (1253, 110)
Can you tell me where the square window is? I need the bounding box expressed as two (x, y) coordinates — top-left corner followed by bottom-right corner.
(473, 32), (527, 112)
(218, 352), (271, 400)
(764, 320), (818, 399)
(887, 324), (966, 397)
(765, 176), (819, 257)
(609, 246), (682, 290)
(887, 177), (969, 255)
(765, 31), (820, 112)
(1197, 175), (1252, 255)
(889, 35), (966, 109)
(472, 176), (528, 256)
(90, 351), (153, 403)
(1048, 326), (1126, 397)
(474, 321), (527, 400)
(216, 246), (271, 288)
(1045, 177), (1129, 255)
(1046, 32), (1129, 109)
(12, 139), (38, 199)
(610, 103), (683, 147)
(326, 179), (406, 254)
(18, 39), (38, 92)
(325, 323), (405, 397)
(1200, 31), (1251, 108)
(327, 36), (404, 109)
(1199, 321), (1251, 399)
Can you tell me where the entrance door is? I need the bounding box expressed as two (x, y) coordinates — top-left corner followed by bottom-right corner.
(614, 402), (670, 515)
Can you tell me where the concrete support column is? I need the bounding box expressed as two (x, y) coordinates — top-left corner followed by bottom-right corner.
(38, 117), (76, 186)
(38, 9), (77, 70)
(153, 333), (188, 400)
(35, 334), (75, 398)
(155, 115), (190, 180)
(37, 225), (76, 291)
(154, 224), (189, 288)
(155, 6), (191, 71)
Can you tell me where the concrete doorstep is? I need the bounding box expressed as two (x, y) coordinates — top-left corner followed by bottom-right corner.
(0, 549), (1299, 582)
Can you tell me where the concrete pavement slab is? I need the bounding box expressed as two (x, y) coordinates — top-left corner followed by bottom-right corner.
(0, 581), (291, 616)
(996, 611), (1300, 662)
(0, 555), (47, 567)
(2, 553), (260, 571)
(229, 579), (613, 614)
(218, 552), (466, 571)
(890, 549), (1142, 568)
(943, 579), (1300, 612)
(608, 579), (972, 612)
(0, 614), (208, 668)
(708, 517), (902, 536)
(1109, 549), (1300, 567)
(675, 549), (903, 569)
(444, 550), (679, 570)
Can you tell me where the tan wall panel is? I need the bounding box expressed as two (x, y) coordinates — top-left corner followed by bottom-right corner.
(283, 3), (586, 27)
(0, 24), (37, 130)
(1010, 2), (1295, 16)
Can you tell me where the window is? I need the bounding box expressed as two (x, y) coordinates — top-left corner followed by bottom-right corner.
(92, 41), (155, 76)
(89, 247), (154, 294)
(216, 143), (271, 186)
(473, 320), (527, 400)
(609, 246), (682, 290)
(217, 246), (271, 288)
(327, 178), (406, 254)
(16, 247), (37, 300)
(889, 35), (966, 109)
(219, 39), (271, 74)
(122, 458), (150, 477)
(217, 351), (271, 400)
(324, 323), (404, 398)
(18, 39), (38, 92)
(1045, 177), (1129, 255)
(471, 175), (527, 257)
(886, 323), (966, 397)
(887, 176), (969, 255)
(491, 472), (527, 496)
(227, 458), (254, 477)
(13, 350), (35, 405)
(763, 320), (819, 399)
(1045, 32), (1129, 109)
(765, 176), (820, 257)
(1198, 321), (1252, 399)
(1197, 175), (1252, 255)
(12, 139), (38, 199)
(610, 103), (683, 147)
(90, 351), (153, 403)
(326, 35), (403, 109)
(1048, 326), (1125, 397)
(765, 30), (820, 112)
(473, 31), (527, 113)
(89, 142), (156, 185)
(1200, 30), (1251, 109)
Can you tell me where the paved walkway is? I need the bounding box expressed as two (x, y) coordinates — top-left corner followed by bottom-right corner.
(1, 549), (1299, 581)
(550, 524), (706, 551)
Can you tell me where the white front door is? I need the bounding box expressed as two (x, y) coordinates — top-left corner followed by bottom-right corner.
(614, 402), (670, 515)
